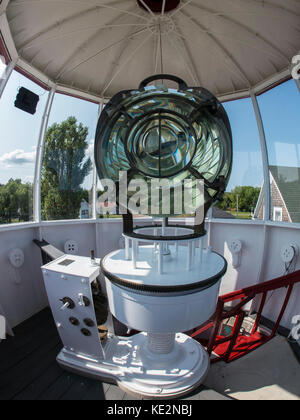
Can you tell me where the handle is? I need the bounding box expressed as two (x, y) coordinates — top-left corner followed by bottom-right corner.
(139, 74), (188, 91)
(60, 302), (70, 311)
(78, 293), (85, 307)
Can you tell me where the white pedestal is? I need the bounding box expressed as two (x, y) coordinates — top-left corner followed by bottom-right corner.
(57, 332), (209, 399)
(42, 247), (226, 400)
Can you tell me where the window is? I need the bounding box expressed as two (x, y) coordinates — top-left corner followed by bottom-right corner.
(80, 208), (90, 219)
(214, 98), (263, 220)
(258, 80), (300, 223)
(0, 55), (7, 79)
(41, 93), (99, 221)
(273, 207), (283, 222)
(0, 70), (48, 224)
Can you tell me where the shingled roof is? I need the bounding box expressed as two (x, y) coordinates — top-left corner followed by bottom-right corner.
(270, 166), (300, 223)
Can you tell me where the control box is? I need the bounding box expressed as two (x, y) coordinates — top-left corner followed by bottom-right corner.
(42, 255), (103, 359)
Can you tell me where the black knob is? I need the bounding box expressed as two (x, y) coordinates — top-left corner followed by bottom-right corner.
(60, 297), (75, 309)
(82, 296), (91, 307)
(81, 328), (92, 337)
(69, 317), (80, 326)
(84, 318), (95, 328)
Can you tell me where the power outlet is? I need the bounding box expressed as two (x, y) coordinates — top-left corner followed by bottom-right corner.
(280, 244), (298, 264)
(229, 239), (242, 254)
(8, 248), (24, 268)
(64, 240), (79, 255)
(228, 239), (243, 268)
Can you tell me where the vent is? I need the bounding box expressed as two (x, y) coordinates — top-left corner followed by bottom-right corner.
(137, 0), (180, 13)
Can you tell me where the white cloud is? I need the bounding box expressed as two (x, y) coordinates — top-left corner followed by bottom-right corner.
(24, 175), (34, 183)
(87, 141), (94, 157)
(85, 141), (95, 165)
(0, 142), (92, 169)
(0, 149), (36, 167)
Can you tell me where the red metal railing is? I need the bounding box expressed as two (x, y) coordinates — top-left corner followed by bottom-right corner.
(191, 269), (300, 363)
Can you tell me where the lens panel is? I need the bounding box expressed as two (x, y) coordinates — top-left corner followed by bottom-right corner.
(94, 82), (233, 216)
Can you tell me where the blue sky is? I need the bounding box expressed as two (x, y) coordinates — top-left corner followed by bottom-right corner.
(258, 79), (300, 169)
(0, 70), (299, 191)
(0, 71), (98, 186)
(223, 97), (264, 191)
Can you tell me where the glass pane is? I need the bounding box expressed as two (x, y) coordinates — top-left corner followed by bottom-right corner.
(95, 86), (232, 217)
(215, 98), (263, 220)
(0, 70), (48, 224)
(257, 80), (300, 223)
(41, 93), (99, 221)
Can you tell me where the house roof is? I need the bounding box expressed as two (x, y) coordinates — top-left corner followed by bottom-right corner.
(270, 166), (300, 223)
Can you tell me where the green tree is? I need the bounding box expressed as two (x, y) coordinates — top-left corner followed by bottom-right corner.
(217, 186), (260, 213)
(231, 186), (260, 212)
(0, 179), (32, 223)
(41, 117), (92, 220)
(217, 191), (233, 211)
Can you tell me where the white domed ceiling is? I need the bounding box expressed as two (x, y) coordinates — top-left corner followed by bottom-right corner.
(3, 0), (300, 98)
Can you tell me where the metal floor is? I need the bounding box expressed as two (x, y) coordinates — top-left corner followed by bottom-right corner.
(0, 308), (229, 401)
(204, 335), (300, 401)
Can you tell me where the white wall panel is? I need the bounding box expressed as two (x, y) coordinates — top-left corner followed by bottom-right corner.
(0, 227), (47, 328)
(0, 220), (299, 331)
(259, 226), (300, 329)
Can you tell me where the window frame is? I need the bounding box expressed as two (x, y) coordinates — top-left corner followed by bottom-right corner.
(273, 206), (283, 222)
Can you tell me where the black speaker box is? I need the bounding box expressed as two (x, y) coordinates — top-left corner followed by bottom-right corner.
(15, 87), (40, 115)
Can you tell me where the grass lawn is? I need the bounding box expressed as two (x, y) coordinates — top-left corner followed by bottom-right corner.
(229, 211), (253, 219)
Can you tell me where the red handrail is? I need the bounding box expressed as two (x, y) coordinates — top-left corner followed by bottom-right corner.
(191, 269), (300, 363)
